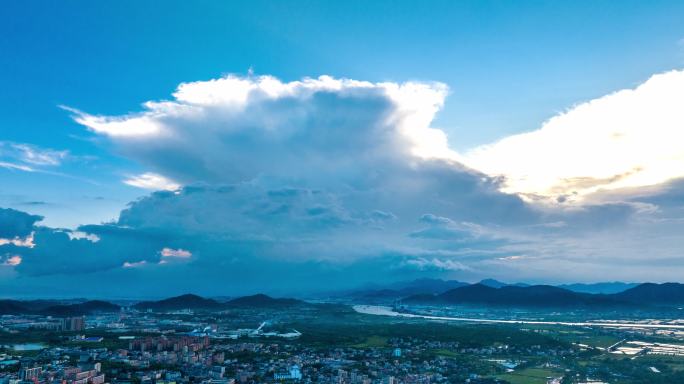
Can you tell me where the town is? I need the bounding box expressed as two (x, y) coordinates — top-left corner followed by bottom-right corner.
(2, 296), (684, 384)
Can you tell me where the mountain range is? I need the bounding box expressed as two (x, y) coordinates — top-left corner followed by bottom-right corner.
(344, 278), (469, 300)
(132, 293), (304, 311)
(2, 282), (684, 314)
(345, 278), (645, 298)
(0, 299), (120, 316)
(611, 283), (684, 305)
(402, 282), (684, 308)
(0, 293), (305, 315)
(557, 282), (639, 294)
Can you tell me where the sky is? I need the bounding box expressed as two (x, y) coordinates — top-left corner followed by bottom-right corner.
(1, 1), (684, 298)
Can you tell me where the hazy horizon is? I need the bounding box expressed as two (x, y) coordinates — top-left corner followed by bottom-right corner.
(0, 278), (651, 301)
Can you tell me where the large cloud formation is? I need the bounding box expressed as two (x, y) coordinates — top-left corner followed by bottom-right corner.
(69, 76), (459, 187)
(2, 72), (684, 297)
(0, 208), (42, 239)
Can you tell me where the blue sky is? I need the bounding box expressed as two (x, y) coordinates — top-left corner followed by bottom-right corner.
(2, 1), (684, 297)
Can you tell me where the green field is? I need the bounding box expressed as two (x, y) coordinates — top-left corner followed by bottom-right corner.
(432, 348), (459, 358)
(496, 367), (561, 384)
(581, 334), (622, 349)
(352, 335), (388, 348)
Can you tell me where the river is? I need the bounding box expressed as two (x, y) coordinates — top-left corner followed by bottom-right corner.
(353, 305), (684, 330)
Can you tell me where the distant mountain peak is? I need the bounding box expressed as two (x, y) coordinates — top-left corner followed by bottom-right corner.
(477, 279), (530, 288)
(133, 293), (221, 311)
(478, 279), (508, 288)
(131, 293), (304, 311)
(225, 293), (303, 307)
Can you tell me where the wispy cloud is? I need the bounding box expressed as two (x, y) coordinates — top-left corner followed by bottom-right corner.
(10, 143), (68, 166)
(122, 260), (147, 268)
(160, 247), (192, 258)
(123, 173), (180, 191)
(0, 141), (68, 169)
(0, 161), (34, 172)
(402, 257), (470, 271)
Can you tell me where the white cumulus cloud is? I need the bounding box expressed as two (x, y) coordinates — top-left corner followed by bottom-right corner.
(464, 69), (684, 203)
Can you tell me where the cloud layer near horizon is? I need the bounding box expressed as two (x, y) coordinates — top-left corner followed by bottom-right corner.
(3, 72), (684, 296)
